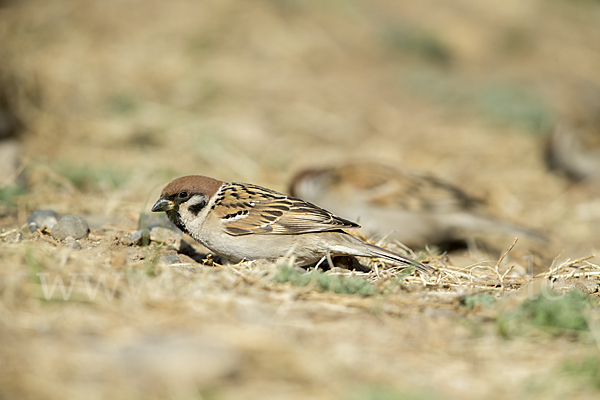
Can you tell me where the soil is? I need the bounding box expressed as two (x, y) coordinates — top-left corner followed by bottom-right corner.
(1, 1), (600, 399)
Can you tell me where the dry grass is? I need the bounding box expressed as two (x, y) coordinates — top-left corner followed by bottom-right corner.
(1, 0), (600, 399)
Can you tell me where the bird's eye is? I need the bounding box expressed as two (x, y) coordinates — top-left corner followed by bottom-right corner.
(178, 191), (189, 199)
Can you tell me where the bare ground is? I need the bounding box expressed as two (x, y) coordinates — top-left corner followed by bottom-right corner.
(1, 0), (600, 399)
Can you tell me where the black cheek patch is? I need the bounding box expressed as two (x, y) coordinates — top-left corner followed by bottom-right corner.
(166, 210), (190, 235)
(188, 198), (208, 215)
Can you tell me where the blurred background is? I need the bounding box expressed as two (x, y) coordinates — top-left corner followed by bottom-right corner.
(2, 1), (600, 399)
(2, 0), (600, 253)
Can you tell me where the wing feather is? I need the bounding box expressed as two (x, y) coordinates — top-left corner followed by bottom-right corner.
(213, 183), (359, 236)
(327, 163), (481, 212)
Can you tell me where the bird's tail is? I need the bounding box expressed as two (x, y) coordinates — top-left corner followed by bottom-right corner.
(342, 234), (432, 273)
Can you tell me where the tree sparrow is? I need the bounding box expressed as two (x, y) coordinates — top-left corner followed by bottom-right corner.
(290, 163), (546, 248)
(545, 124), (600, 182)
(151, 175), (430, 273)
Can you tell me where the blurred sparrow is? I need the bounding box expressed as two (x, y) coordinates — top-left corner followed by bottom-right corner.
(151, 175), (430, 272)
(290, 163), (545, 248)
(545, 80), (600, 181)
(545, 124), (600, 181)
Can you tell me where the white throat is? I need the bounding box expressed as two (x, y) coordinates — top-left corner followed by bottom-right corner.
(178, 192), (219, 243)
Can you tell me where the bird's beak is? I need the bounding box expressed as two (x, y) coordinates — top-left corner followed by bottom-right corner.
(151, 197), (175, 212)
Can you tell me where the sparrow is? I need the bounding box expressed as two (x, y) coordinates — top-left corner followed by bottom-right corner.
(290, 163), (546, 248)
(545, 124), (600, 182)
(545, 80), (600, 181)
(151, 175), (430, 273)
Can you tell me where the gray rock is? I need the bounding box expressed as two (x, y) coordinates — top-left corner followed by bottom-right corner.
(150, 227), (181, 251)
(51, 215), (90, 241)
(118, 232), (134, 246)
(27, 209), (59, 233)
(131, 229), (150, 246)
(157, 254), (181, 265)
(65, 236), (82, 250)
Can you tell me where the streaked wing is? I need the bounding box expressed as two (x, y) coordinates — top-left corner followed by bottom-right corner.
(212, 183), (359, 236)
(332, 164), (481, 212)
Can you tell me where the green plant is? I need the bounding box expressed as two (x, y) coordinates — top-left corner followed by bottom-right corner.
(497, 289), (596, 338)
(384, 26), (452, 66)
(463, 293), (496, 310)
(563, 356), (600, 391)
(106, 93), (137, 115)
(0, 183), (26, 206)
(350, 385), (435, 400)
(25, 246), (43, 284)
(475, 86), (553, 134)
(521, 289), (592, 331)
(274, 265), (376, 296)
(143, 245), (161, 277)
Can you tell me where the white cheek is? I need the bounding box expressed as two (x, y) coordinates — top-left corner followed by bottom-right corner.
(178, 194), (217, 243)
(179, 207), (205, 239)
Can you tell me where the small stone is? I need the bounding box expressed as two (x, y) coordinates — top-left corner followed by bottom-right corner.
(88, 231), (106, 242)
(158, 254), (181, 265)
(27, 209), (59, 233)
(131, 229), (150, 246)
(65, 236), (82, 250)
(118, 232), (134, 246)
(150, 227), (181, 251)
(51, 215), (90, 241)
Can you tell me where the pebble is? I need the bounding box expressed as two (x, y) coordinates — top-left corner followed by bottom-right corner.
(51, 215), (90, 241)
(27, 209), (59, 233)
(130, 229), (150, 246)
(150, 227), (181, 251)
(118, 232), (134, 246)
(158, 254), (181, 265)
(65, 236), (82, 250)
